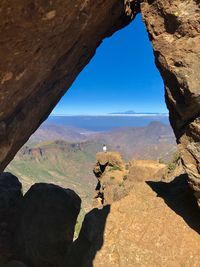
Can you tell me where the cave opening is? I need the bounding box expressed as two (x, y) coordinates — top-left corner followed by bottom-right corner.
(1, 1), (200, 266)
(6, 14), (177, 213)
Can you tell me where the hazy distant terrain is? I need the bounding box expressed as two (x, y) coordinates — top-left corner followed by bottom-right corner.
(27, 120), (176, 162)
(90, 121), (176, 161)
(46, 115), (170, 131)
(28, 124), (92, 145)
(6, 116), (176, 210)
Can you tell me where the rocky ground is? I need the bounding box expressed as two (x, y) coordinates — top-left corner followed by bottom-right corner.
(81, 152), (200, 267)
(1, 152), (200, 267)
(91, 154), (200, 266)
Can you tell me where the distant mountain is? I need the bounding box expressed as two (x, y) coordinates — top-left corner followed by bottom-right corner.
(7, 121), (176, 210)
(27, 123), (93, 146)
(109, 111), (168, 115)
(110, 110), (136, 114)
(90, 121), (176, 161)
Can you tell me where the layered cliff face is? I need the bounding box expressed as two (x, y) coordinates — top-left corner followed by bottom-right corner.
(0, 3), (199, 196)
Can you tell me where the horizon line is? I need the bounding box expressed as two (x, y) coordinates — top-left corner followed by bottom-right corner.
(50, 113), (169, 117)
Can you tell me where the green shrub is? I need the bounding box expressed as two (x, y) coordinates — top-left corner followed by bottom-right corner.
(123, 175), (128, 181)
(158, 158), (164, 164)
(167, 151), (180, 171)
(167, 162), (176, 171)
(109, 165), (121, 171)
(172, 152), (180, 163)
(110, 176), (115, 180)
(119, 182), (124, 187)
(74, 209), (85, 240)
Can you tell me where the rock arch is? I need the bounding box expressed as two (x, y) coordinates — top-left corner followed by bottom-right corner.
(0, 0), (199, 203)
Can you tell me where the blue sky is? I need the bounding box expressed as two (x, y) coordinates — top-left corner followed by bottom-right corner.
(52, 14), (168, 115)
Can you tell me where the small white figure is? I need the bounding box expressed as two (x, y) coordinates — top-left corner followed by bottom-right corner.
(103, 144), (107, 153)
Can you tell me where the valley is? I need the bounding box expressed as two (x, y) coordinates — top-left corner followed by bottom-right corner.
(6, 117), (176, 210)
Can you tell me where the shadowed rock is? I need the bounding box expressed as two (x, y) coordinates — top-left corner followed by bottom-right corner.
(0, 173), (23, 265)
(3, 260), (27, 267)
(14, 183), (81, 267)
(66, 205), (110, 267)
(0, 172), (22, 210)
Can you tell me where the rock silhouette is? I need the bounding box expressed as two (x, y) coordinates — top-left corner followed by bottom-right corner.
(14, 183), (81, 267)
(0, 173), (23, 264)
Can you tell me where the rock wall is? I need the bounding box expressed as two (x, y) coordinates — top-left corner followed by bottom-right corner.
(0, 1), (199, 202)
(140, 0), (200, 205)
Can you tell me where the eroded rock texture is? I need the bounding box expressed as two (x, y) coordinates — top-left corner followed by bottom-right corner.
(93, 152), (128, 205)
(93, 152), (166, 206)
(141, 0), (200, 204)
(0, 1), (199, 202)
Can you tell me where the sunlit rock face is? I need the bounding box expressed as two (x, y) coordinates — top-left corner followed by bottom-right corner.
(141, 0), (200, 205)
(0, 1), (200, 202)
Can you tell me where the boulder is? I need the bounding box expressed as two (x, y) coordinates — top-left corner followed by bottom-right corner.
(14, 183), (81, 267)
(0, 172), (22, 211)
(0, 172), (23, 265)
